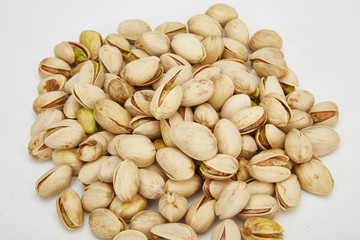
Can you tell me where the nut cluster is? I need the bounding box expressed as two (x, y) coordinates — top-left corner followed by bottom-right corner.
(29, 2), (340, 239)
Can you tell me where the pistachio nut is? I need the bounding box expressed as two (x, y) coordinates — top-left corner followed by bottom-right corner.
(104, 33), (132, 56)
(110, 194), (147, 222)
(205, 3), (238, 26)
(81, 182), (115, 212)
(78, 131), (114, 162)
(54, 41), (90, 64)
(192, 65), (221, 80)
(155, 21), (187, 40)
(279, 109), (313, 133)
(233, 158), (251, 182)
(33, 90), (68, 114)
(301, 125), (340, 156)
(250, 47), (288, 78)
(37, 74), (67, 94)
(113, 159), (140, 202)
(309, 101), (339, 126)
(208, 74), (235, 111)
(130, 115), (161, 140)
(249, 30), (283, 52)
(73, 83), (107, 110)
(113, 230), (148, 240)
(255, 124), (285, 150)
(129, 210), (167, 239)
(220, 94), (251, 119)
(202, 179), (232, 200)
(44, 119), (85, 150)
(187, 14), (222, 37)
(284, 128), (312, 163)
(215, 181), (250, 219)
(214, 119), (242, 158)
(246, 179), (275, 196)
(200, 36), (224, 64)
(286, 89), (315, 112)
(212, 58), (249, 72)
(56, 188), (83, 230)
(159, 112), (187, 148)
(150, 81), (183, 120)
(117, 19), (152, 43)
(35, 165), (72, 197)
(238, 194), (279, 220)
(156, 147), (195, 181)
(240, 135), (258, 159)
(165, 174), (202, 198)
(98, 45), (123, 75)
(124, 89), (154, 117)
(247, 149), (291, 183)
(78, 156), (106, 184)
(170, 121), (218, 161)
(107, 135), (121, 156)
(194, 103), (219, 129)
(275, 174), (301, 210)
(185, 195), (216, 233)
(52, 148), (84, 175)
(88, 208), (126, 238)
(158, 192), (188, 223)
(231, 106), (267, 134)
(38, 57), (71, 79)
(171, 33), (206, 64)
(63, 95), (82, 119)
(125, 49), (151, 63)
(240, 217), (284, 240)
(181, 78), (214, 107)
(200, 154), (239, 180)
(258, 76), (285, 101)
(93, 99), (132, 134)
(143, 161), (167, 179)
(121, 56), (163, 86)
(294, 156), (334, 195)
(224, 68), (256, 96)
(159, 53), (192, 72)
(98, 155), (123, 183)
(79, 30), (103, 60)
(260, 93), (292, 127)
(138, 169), (165, 199)
(177, 106), (194, 122)
(77, 108), (97, 134)
(151, 223), (198, 240)
(153, 65), (193, 90)
(30, 109), (64, 137)
(211, 219), (241, 240)
(115, 134), (156, 167)
(108, 75), (136, 104)
(224, 18), (249, 45)
(222, 37), (249, 61)
(136, 31), (171, 56)
(278, 68), (299, 94)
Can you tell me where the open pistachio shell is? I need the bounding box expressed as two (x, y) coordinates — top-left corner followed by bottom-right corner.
(104, 33), (132, 56)
(260, 93), (292, 127)
(255, 124), (286, 150)
(165, 174), (202, 198)
(151, 223), (198, 240)
(124, 89), (154, 117)
(155, 21), (187, 40)
(205, 3), (238, 26)
(117, 19), (151, 43)
(38, 57), (71, 79)
(240, 217), (284, 240)
(275, 174), (301, 210)
(35, 165), (72, 197)
(159, 53), (192, 72)
(249, 29), (283, 52)
(37, 74), (67, 94)
(200, 154), (239, 180)
(214, 119), (242, 158)
(52, 148), (84, 175)
(181, 78), (214, 107)
(129, 210), (167, 239)
(63, 95), (82, 119)
(110, 194), (147, 223)
(202, 179), (233, 200)
(153, 65), (192, 90)
(279, 109), (313, 133)
(138, 169), (165, 199)
(54, 41), (90, 64)
(309, 101), (339, 126)
(238, 194), (279, 220)
(171, 33), (206, 64)
(130, 115), (161, 140)
(222, 37), (249, 61)
(224, 18), (249, 45)
(187, 14), (222, 37)
(194, 103), (219, 129)
(224, 68), (256, 96)
(220, 94), (251, 119)
(259, 76), (284, 101)
(108, 75), (135, 105)
(200, 36), (224, 65)
(30, 109), (64, 137)
(56, 188), (83, 230)
(240, 135), (258, 159)
(33, 91), (68, 114)
(185, 195), (216, 233)
(79, 30), (103, 60)
(81, 182), (115, 212)
(113, 230), (147, 240)
(231, 106), (267, 135)
(284, 128), (312, 163)
(72, 82), (107, 110)
(98, 45), (123, 75)
(211, 219), (241, 240)
(286, 89), (315, 112)
(88, 208), (126, 239)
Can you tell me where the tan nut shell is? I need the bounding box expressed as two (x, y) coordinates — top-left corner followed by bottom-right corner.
(205, 3), (239, 26)
(222, 37), (249, 61)
(37, 74), (67, 94)
(301, 126), (340, 156)
(113, 230), (147, 240)
(155, 21), (187, 40)
(259, 76), (285, 101)
(208, 74), (235, 111)
(309, 101), (339, 126)
(275, 174), (301, 210)
(279, 109), (313, 133)
(88, 208), (126, 239)
(138, 169), (165, 199)
(220, 94), (251, 119)
(187, 14), (223, 37)
(240, 135), (258, 159)
(181, 78), (214, 107)
(151, 223), (198, 240)
(98, 45), (123, 75)
(72, 82), (107, 110)
(52, 148), (84, 175)
(35, 165), (72, 197)
(170, 121), (218, 161)
(137, 31), (171, 56)
(129, 115), (161, 140)
(200, 36), (224, 65)
(284, 128), (313, 163)
(56, 188), (84, 230)
(255, 124), (286, 150)
(124, 89), (154, 117)
(211, 219), (241, 240)
(78, 156), (106, 184)
(159, 53), (192, 72)
(30, 109), (64, 137)
(194, 103), (219, 129)
(158, 192), (188, 222)
(63, 95), (82, 119)
(224, 18), (249, 45)
(171, 33), (206, 64)
(113, 160), (140, 202)
(224, 68), (256, 95)
(129, 210), (167, 239)
(33, 90), (68, 114)
(117, 19), (151, 42)
(240, 217), (284, 240)
(286, 89), (315, 112)
(260, 93), (292, 127)
(249, 29), (283, 52)
(200, 154), (239, 180)
(214, 119), (242, 158)
(246, 179), (275, 196)
(165, 174), (202, 198)
(110, 194), (147, 222)
(81, 182), (115, 212)
(230, 106), (267, 134)
(203, 179), (233, 200)
(238, 194), (279, 220)
(98, 156), (123, 183)
(185, 195), (216, 233)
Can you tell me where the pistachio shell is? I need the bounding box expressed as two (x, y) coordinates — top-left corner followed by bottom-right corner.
(151, 223), (198, 240)
(255, 124), (286, 150)
(110, 194), (147, 222)
(212, 58), (248, 72)
(30, 109), (64, 137)
(38, 57), (71, 79)
(170, 121), (218, 161)
(33, 91), (68, 114)
(214, 119), (242, 158)
(56, 188), (83, 230)
(224, 18), (249, 45)
(224, 68), (256, 95)
(284, 128), (313, 163)
(222, 37), (249, 61)
(260, 93), (292, 127)
(202, 179), (233, 200)
(206, 3), (239, 26)
(78, 156), (106, 184)
(117, 19), (151, 42)
(211, 219), (241, 240)
(165, 174), (202, 198)
(37, 74), (67, 94)
(113, 230), (147, 240)
(124, 89), (154, 117)
(138, 169), (165, 199)
(52, 148), (84, 175)
(238, 194), (279, 220)
(200, 36), (224, 64)
(240, 135), (258, 159)
(98, 45), (123, 75)
(72, 82), (107, 110)
(153, 65), (193, 90)
(108, 76), (136, 105)
(309, 101), (339, 126)
(155, 21), (187, 40)
(279, 109), (313, 133)
(220, 94), (251, 119)
(35, 165), (72, 197)
(113, 160), (140, 202)
(194, 103), (219, 129)
(129, 210), (167, 239)
(88, 208), (126, 239)
(301, 126), (340, 156)
(246, 179), (275, 196)
(200, 154), (239, 180)
(208, 74), (235, 111)
(104, 33), (132, 56)
(249, 30), (283, 52)
(181, 78), (214, 107)
(275, 174), (301, 210)
(54, 41), (90, 64)
(230, 106), (267, 134)
(250, 47), (288, 78)
(81, 182), (115, 212)
(259, 76), (284, 101)
(171, 33), (206, 64)
(240, 217), (284, 240)
(130, 115), (161, 140)
(63, 95), (82, 119)
(286, 89), (315, 112)
(185, 195), (216, 233)
(79, 30), (103, 60)
(187, 14), (223, 37)
(159, 53), (192, 72)
(98, 156), (123, 183)
(137, 31), (171, 56)
(158, 192), (188, 223)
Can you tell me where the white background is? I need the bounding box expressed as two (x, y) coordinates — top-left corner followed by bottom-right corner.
(0, 0), (359, 239)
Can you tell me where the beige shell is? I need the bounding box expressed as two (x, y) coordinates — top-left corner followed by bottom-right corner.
(33, 90), (68, 114)
(239, 135), (258, 159)
(260, 93), (292, 127)
(212, 58), (248, 72)
(278, 67), (299, 87)
(220, 94), (251, 119)
(137, 31), (171, 56)
(54, 41), (90, 64)
(108, 75), (135, 105)
(30, 109), (64, 137)
(52, 148), (84, 175)
(81, 182), (115, 212)
(170, 121), (218, 161)
(125, 49), (151, 63)
(309, 101), (339, 126)
(35, 165), (72, 197)
(63, 95), (82, 119)
(259, 76), (284, 101)
(117, 19), (151, 42)
(230, 106), (267, 134)
(301, 126), (340, 156)
(200, 154), (239, 180)
(294, 156), (334, 195)
(78, 156), (106, 184)
(185, 195), (217, 233)
(165, 174), (202, 198)
(115, 134), (156, 167)
(124, 89), (154, 117)
(249, 29), (283, 52)
(104, 33), (132, 56)
(37, 74), (67, 94)
(77, 131), (113, 162)
(79, 30), (103, 61)
(151, 223), (198, 240)
(286, 89), (315, 112)
(275, 174), (301, 210)
(211, 219), (241, 240)
(113, 230), (147, 240)
(98, 156), (123, 183)
(224, 18), (249, 45)
(240, 217), (284, 240)
(159, 53), (192, 72)
(72, 82), (107, 110)
(153, 65), (193, 90)
(194, 103), (219, 129)
(138, 169), (165, 199)
(247, 149), (291, 183)
(193, 65), (221, 80)
(38, 57), (71, 79)
(215, 181), (250, 219)
(200, 36), (224, 65)
(224, 68), (256, 95)
(156, 147), (195, 181)
(187, 14), (222, 37)
(158, 192), (188, 222)
(88, 208), (126, 239)
(113, 160), (140, 202)
(250, 47), (288, 78)
(238, 194), (279, 220)
(279, 109), (313, 133)
(129, 210), (167, 239)
(181, 78), (214, 107)
(284, 128), (313, 163)
(110, 194), (147, 223)
(171, 33), (206, 64)
(255, 124), (286, 150)
(129, 115), (161, 140)
(232, 158), (251, 182)
(208, 74), (235, 111)
(214, 119), (242, 158)
(56, 188), (84, 230)
(155, 21), (187, 40)
(98, 45), (123, 75)
(246, 179), (275, 196)
(205, 3), (238, 26)
(222, 37), (249, 61)
(202, 179), (233, 200)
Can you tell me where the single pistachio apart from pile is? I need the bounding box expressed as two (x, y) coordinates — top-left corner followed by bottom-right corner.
(56, 188), (83, 230)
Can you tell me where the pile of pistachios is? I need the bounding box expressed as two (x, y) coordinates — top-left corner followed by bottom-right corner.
(29, 2), (340, 239)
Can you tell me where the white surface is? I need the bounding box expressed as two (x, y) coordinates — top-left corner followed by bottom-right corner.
(0, 0), (359, 239)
